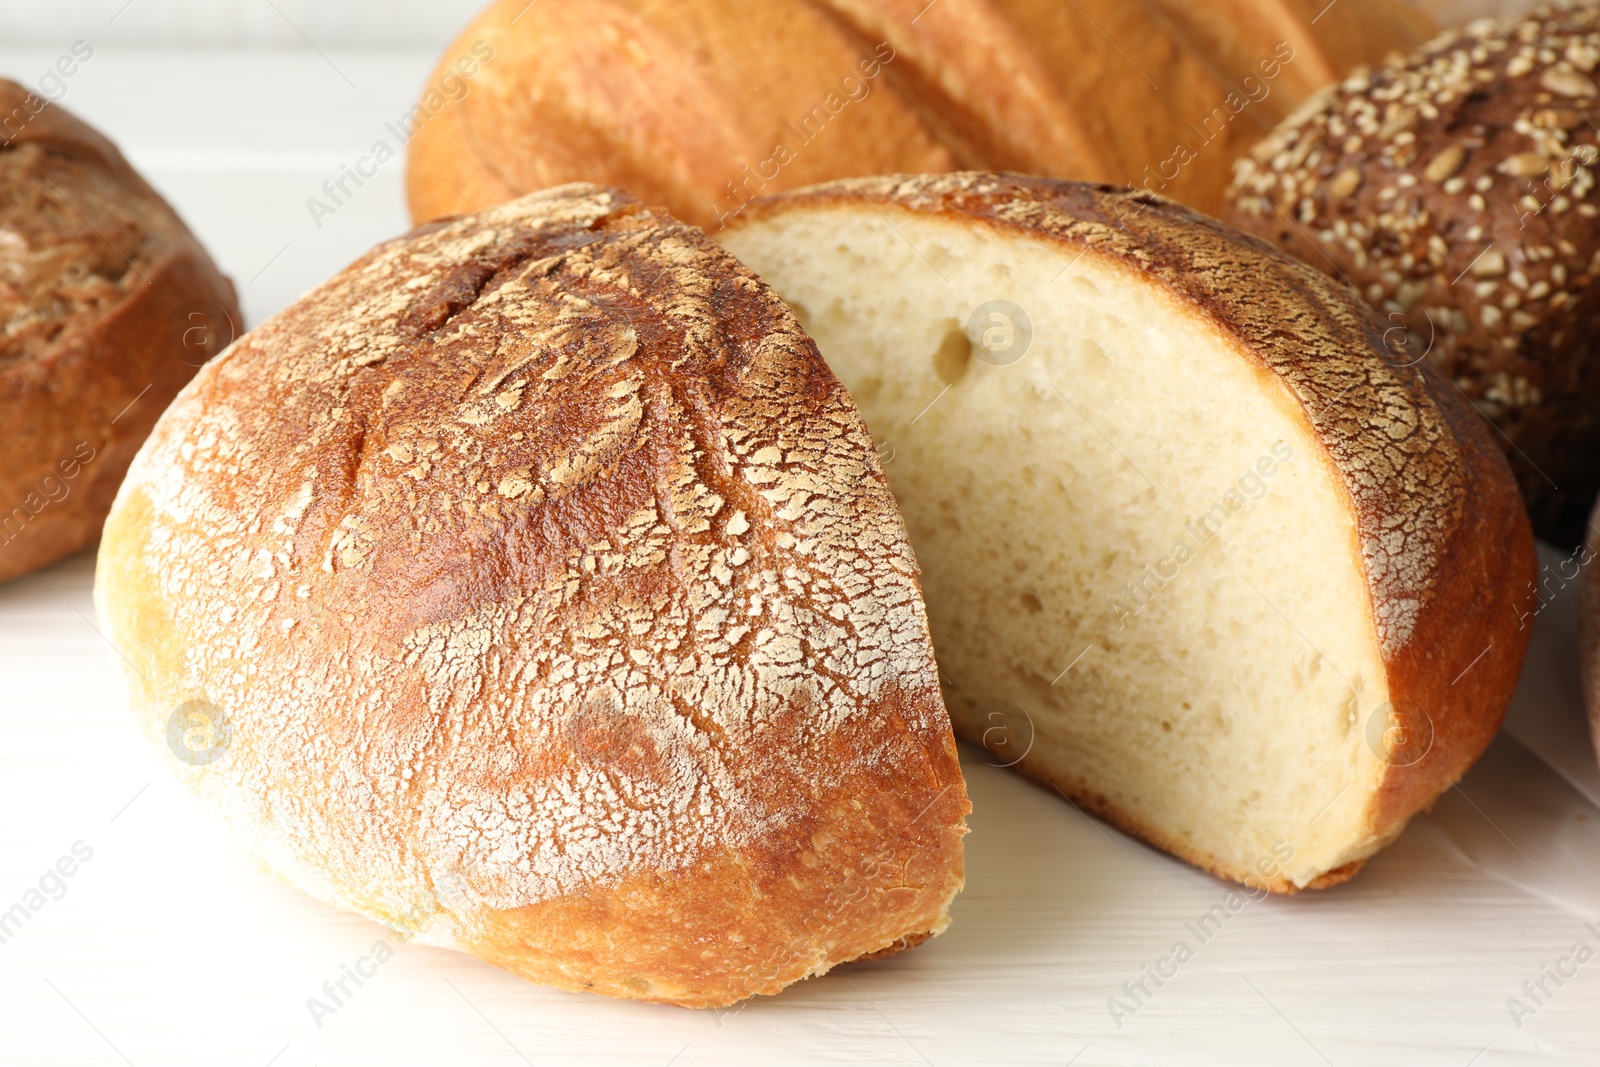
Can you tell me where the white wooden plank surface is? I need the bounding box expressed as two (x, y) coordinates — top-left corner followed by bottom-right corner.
(0, 45), (1597, 1067)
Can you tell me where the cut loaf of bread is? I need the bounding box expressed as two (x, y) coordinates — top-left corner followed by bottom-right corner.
(721, 174), (1535, 891)
(94, 184), (969, 1007)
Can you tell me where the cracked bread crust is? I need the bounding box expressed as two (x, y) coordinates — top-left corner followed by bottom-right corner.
(0, 79), (239, 582)
(93, 183), (969, 1007)
(727, 173), (1535, 891)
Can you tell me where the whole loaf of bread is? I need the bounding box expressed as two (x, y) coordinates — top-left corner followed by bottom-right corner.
(0, 79), (239, 582)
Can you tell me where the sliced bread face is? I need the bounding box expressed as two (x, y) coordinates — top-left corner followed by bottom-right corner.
(721, 174), (1535, 892)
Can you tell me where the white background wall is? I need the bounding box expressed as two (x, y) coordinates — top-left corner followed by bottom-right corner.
(0, 0), (486, 46)
(0, 0), (1552, 48)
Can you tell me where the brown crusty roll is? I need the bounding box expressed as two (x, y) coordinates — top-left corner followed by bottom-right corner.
(1223, 2), (1600, 545)
(93, 184), (970, 1008)
(0, 79), (239, 582)
(721, 173), (1535, 892)
(406, 0), (1432, 227)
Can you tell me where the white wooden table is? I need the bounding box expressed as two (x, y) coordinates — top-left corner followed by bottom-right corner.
(1, 45), (1598, 1067)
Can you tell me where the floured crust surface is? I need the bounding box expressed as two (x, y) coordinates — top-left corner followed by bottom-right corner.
(727, 173), (1534, 890)
(0, 78), (239, 582)
(94, 184), (968, 1007)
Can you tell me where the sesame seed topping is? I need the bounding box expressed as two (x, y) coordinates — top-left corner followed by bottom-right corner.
(1221, 0), (1600, 427)
(1500, 152), (1550, 178)
(1543, 68), (1598, 96)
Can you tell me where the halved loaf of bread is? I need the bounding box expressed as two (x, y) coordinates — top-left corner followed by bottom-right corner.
(721, 174), (1535, 891)
(94, 184), (970, 1007)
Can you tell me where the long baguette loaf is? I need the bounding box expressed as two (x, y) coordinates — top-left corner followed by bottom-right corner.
(407, 0), (1433, 227)
(405, 0), (953, 230)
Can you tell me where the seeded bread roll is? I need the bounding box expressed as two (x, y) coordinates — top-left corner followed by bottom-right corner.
(407, 0), (1432, 227)
(93, 184), (970, 1008)
(721, 173), (1535, 892)
(0, 79), (239, 582)
(1223, 3), (1600, 544)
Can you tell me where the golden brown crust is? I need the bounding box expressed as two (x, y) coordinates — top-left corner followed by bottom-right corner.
(407, 0), (1431, 226)
(1223, 3), (1600, 544)
(406, 0), (954, 229)
(1142, 0), (1434, 121)
(0, 79), (239, 582)
(803, 0), (1104, 176)
(811, 0), (1284, 212)
(94, 183), (968, 1007)
(728, 172), (1535, 891)
(398, 70), (520, 222)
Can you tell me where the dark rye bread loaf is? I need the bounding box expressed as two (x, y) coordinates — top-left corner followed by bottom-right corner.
(93, 184), (970, 1008)
(1223, 3), (1600, 544)
(0, 79), (239, 582)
